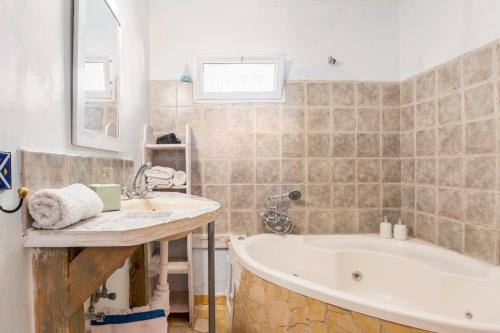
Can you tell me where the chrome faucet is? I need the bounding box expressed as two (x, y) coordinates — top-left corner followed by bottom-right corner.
(124, 162), (152, 199)
(260, 190), (302, 234)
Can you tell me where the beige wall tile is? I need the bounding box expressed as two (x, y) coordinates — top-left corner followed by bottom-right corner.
(284, 81), (305, 106)
(357, 184), (380, 208)
(382, 184), (401, 208)
(281, 107), (305, 132)
(177, 108), (203, 134)
(466, 190), (495, 226)
(256, 107), (280, 132)
(357, 159), (380, 183)
(331, 82), (355, 106)
(357, 82), (380, 107)
(151, 107), (176, 132)
(416, 213), (437, 243)
(229, 107), (255, 132)
(416, 186), (436, 214)
(230, 159), (255, 184)
(438, 218), (464, 253)
(382, 108), (400, 132)
(230, 210), (257, 235)
(438, 94), (462, 125)
(256, 184), (281, 209)
(382, 134), (400, 157)
(437, 59), (462, 96)
(256, 133), (280, 158)
(204, 108), (228, 133)
(416, 71), (436, 102)
(230, 185), (256, 209)
(333, 210), (358, 233)
(381, 83), (400, 107)
(150, 80), (176, 107)
(333, 133), (356, 157)
(307, 184), (332, 209)
(308, 210), (333, 234)
(332, 184), (356, 208)
(400, 105), (415, 131)
(400, 79), (414, 105)
(229, 134), (255, 157)
(382, 159), (401, 183)
(204, 185), (229, 210)
(177, 82), (193, 107)
(307, 159), (332, 183)
(197, 134), (229, 158)
(463, 47), (493, 86)
(359, 209), (381, 233)
(357, 108), (380, 132)
(416, 129), (436, 156)
(256, 159), (280, 184)
(281, 133), (306, 158)
(281, 159), (306, 183)
(415, 101), (436, 130)
(437, 188), (464, 220)
(465, 156), (496, 190)
(332, 108), (356, 132)
(203, 159), (230, 184)
(401, 159), (415, 184)
(333, 159), (355, 183)
(439, 125), (464, 155)
(464, 224), (497, 263)
(465, 120), (495, 154)
(416, 158), (436, 185)
(307, 133), (332, 157)
(401, 185), (415, 209)
(464, 83), (495, 120)
(307, 108), (331, 132)
(357, 134), (379, 157)
(67, 156), (92, 185)
(306, 82), (331, 106)
(438, 157), (463, 187)
(400, 133), (415, 157)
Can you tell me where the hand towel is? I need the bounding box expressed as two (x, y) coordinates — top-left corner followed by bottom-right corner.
(28, 184), (104, 230)
(150, 166), (176, 177)
(147, 178), (174, 188)
(90, 307), (167, 333)
(173, 171), (187, 186)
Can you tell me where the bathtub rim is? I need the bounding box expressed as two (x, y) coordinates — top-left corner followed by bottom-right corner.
(229, 233), (500, 333)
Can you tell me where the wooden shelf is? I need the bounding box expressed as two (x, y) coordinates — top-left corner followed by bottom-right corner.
(152, 185), (188, 191)
(145, 143), (186, 150)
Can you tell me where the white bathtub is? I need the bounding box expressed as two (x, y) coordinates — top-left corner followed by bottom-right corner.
(229, 234), (500, 333)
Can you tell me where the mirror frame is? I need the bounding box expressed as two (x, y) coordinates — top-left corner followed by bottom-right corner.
(72, 0), (122, 151)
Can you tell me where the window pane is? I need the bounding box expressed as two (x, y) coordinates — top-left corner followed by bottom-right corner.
(85, 62), (107, 91)
(203, 63), (276, 93)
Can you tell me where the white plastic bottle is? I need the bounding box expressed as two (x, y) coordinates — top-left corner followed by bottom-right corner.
(380, 216), (392, 239)
(394, 218), (408, 241)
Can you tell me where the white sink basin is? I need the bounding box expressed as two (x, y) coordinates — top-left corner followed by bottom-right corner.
(121, 197), (213, 212)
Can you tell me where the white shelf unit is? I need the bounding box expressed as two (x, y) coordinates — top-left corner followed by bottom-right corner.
(142, 124), (194, 322)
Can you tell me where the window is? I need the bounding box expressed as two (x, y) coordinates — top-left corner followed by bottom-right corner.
(193, 55), (285, 102)
(84, 55), (116, 101)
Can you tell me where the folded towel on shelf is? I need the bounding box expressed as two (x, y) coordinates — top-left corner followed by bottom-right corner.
(147, 178), (174, 189)
(90, 307), (167, 333)
(172, 171), (187, 186)
(28, 184), (103, 230)
(145, 169), (175, 180)
(152, 165), (176, 175)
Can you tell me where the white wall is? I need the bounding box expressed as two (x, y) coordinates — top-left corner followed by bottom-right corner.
(399, 0), (500, 79)
(150, 0), (401, 81)
(0, 0), (150, 331)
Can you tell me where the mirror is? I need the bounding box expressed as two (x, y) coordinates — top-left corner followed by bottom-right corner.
(73, 0), (121, 151)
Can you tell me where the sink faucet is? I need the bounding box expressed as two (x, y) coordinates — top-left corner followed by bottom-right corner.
(124, 162), (152, 199)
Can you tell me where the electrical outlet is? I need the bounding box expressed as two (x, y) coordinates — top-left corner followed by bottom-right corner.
(0, 152), (12, 190)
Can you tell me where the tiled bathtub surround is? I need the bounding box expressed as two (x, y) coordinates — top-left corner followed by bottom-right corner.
(150, 80), (401, 237)
(20, 150), (134, 230)
(400, 39), (500, 264)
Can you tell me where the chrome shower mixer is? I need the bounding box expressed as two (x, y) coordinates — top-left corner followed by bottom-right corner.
(260, 190), (301, 234)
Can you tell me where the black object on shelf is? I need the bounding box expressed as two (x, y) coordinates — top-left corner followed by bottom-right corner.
(156, 133), (181, 144)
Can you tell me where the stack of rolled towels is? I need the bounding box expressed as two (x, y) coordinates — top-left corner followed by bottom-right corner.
(145, 166), (187, 189)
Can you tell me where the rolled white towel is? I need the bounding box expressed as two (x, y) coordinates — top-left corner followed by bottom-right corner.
(173, 171), (187, 186)
(28, 184), (104, 230)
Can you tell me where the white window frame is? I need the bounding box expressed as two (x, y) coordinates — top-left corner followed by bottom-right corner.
(193, 54), (285, 103)
(84, 54), (116, 102)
